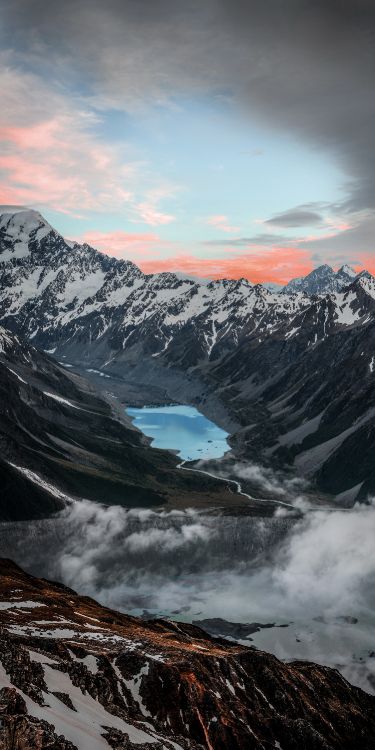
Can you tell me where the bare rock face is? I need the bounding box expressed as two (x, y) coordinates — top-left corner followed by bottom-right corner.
(0, 558), (374, 749)
(0, 687), (75, 749)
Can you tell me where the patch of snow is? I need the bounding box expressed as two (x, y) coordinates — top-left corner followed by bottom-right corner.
(68, 650), (99, 674)
(7, 462), (73, 502)
(334, 291), (361, 325)
(285, 326), (300, 339)
(6, 625), (78, 639)
(43, 392), (81, 409)
(0, 660), (159, 749)
(5, 366), (27, 384)
(0, 600), (45, 611)
(28, 650), (59, 665)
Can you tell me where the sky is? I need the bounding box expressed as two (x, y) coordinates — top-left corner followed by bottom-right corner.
(1, 0), (375, 284)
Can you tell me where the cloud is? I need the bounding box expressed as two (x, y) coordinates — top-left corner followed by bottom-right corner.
(2, 1), (375, 267)
(3, 0), (375, 222)
(204, 234), (293, 247)
(206, 215), (240, 233)
(0, 61), (178, 223)
(138, 246), (313, 283)
(135, 202), (175, 226)
(74, 230), (161, 258)
(273, 501), (375, 614)
(3, 495), (375, 692)
(265, 208), (323, 228)
(229, 460), (309, 503)
(0, 65), (132, 214)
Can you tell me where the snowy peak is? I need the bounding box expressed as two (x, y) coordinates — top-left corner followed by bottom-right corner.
(283, 265), (333, 295)
(338, 264), (357, 278)
(0, 206), (54, 262)
(352, 269), (375, 300)
(283, 263), (365, 295)
(0, 206), (52, 234)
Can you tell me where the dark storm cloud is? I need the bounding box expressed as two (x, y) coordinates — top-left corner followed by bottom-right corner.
(204, 233), (295, 246)
(215, 0), (375, 215)
(266, 209), (323, 228)
(3, 0), (375, 219)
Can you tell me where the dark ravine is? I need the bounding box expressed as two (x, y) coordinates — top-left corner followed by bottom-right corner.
(0, 558), (375, 750)
(0, 326), (248, 519)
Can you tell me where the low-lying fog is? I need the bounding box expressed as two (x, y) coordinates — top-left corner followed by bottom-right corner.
(1, 482), (374, 695)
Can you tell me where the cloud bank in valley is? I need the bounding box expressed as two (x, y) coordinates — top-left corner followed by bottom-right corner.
(1, 494), (374, 691)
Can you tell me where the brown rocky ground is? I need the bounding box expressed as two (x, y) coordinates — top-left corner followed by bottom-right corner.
(0, 559), (374, 749)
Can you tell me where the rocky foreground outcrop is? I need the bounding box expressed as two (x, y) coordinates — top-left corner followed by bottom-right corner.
(0, 559), (374, 749)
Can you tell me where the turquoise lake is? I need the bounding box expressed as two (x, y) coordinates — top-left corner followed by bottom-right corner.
(126, 404), (230, 461)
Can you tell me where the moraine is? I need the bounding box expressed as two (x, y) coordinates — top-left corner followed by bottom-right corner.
(126, 404), (230, 460)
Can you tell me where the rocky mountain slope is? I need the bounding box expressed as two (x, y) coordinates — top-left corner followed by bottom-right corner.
(207, 272), (375, 501)
(0, 558), (374, 750)
(0, 326), (240, 520)
(2, 206), (375, 502)
(282, 263), (358, 295)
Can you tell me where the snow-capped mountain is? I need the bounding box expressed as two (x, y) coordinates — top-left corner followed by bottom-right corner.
(0, 207), (311, 364)
(0, 558), (374, 750)
(282, 263), (358, 295)
(2, 206), (375, 503)
(1, 207), (371, 369)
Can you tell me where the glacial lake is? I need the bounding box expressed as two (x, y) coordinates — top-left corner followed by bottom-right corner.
(126, 404), (230, 461)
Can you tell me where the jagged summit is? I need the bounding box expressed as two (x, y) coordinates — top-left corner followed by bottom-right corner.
(0, 204), (41, 215)
(0, 206), (54, 263)
(282, 262), (364, 295)
(0, 205), (51, 229)
(338, 263), (357, 278)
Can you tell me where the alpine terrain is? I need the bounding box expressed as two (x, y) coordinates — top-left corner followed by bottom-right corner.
(1, 206), (375, 503)
(0, 325), (240, 518)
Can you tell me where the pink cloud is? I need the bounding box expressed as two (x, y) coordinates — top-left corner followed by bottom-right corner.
(0, 120), (62, 151)
(135, 202), (175, 226)
(0, 115), (136, 215)
(207, 215), (240, 233)
(75, 229), (161, 258)
(137, 246), (313, 284)
(0, 68), (179, 222)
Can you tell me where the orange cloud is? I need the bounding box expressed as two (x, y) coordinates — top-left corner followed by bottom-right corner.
(358, 254), (375, 276)
(137, 246), (313, 284)
(75, 230), (161, 257)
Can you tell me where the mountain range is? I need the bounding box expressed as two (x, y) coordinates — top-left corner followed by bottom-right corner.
(1, 205), (375, 504)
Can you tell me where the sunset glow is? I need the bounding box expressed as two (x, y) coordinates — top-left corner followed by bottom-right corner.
(0, 1), (374, 284)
